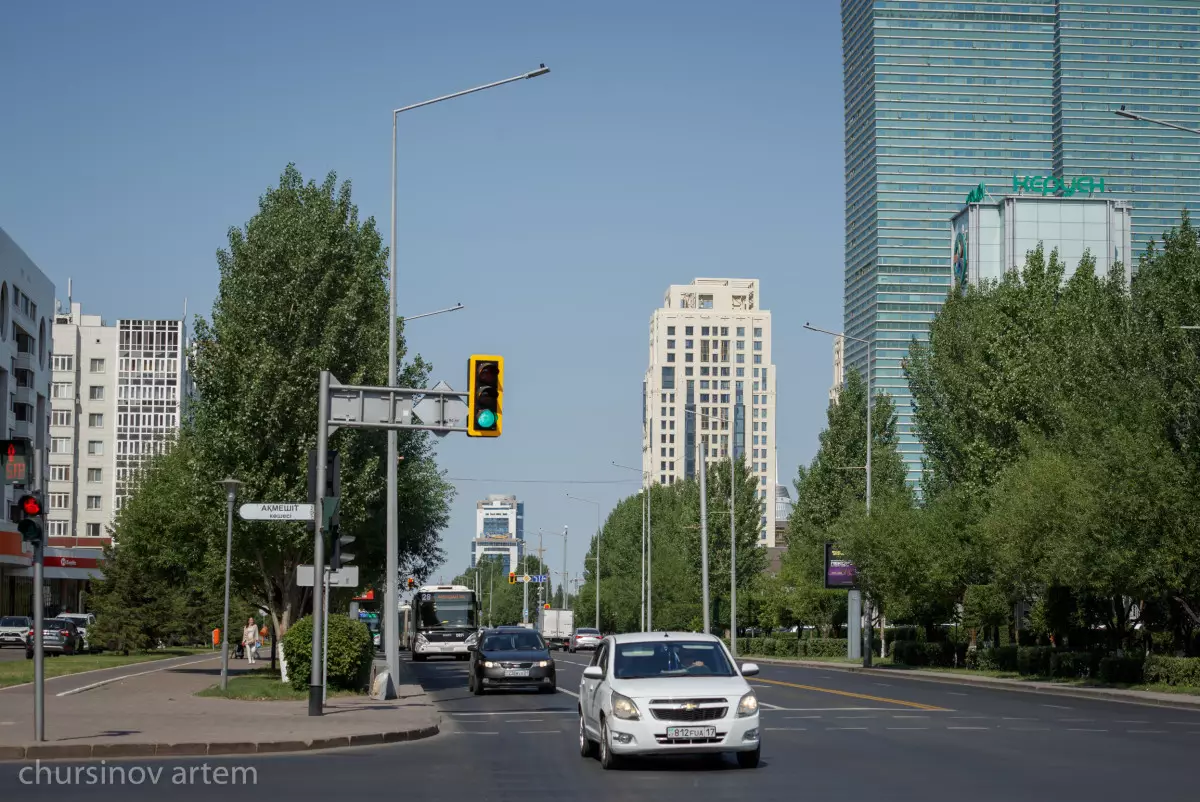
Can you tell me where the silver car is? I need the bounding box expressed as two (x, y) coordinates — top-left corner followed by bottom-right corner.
(0, 616), (30, 648)
(569, 627), (602, 653)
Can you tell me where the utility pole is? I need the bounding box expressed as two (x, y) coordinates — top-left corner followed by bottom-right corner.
(489, 569), (494, 628)
(522, 549), (530, 624)
(730, 448), (738, 658)
(699, 433), (711, 635)
(560, 526), (568, 609)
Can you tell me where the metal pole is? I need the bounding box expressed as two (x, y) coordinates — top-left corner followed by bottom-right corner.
(488, 570), (493, 628)
(699, 434), (711, 635)
(33, 538), (44, 741)
(310, 370), (330, 715)
(322, 568), (329, 703)
(561, 526), (568, 611)
(863, 340), (874, 668)
(730, 449), (737, 658)
(595, 507), (600, 631)
(220, 483), (236, 691)
(522, 553), (529, 624)
(646, 480), (652, 631)
(385, 109), (401, 698)
(640, 488), (646, 631)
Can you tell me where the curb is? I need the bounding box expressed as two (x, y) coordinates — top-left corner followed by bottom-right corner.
(0, 722), (439, 762)
(746, 657), (1200, 712)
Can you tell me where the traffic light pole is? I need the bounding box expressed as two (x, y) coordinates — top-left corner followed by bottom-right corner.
(309, 371), (330, 716)
(32, 449), (45, 742)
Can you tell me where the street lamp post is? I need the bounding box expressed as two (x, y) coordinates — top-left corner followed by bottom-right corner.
(219, 477), (243, 692)
(385, 65), (550, 691)
(612, 461), (652, 631)
(1114, 107), (1200, 136)
(566, 494), (601, 630)
(805, 323), (874, 667)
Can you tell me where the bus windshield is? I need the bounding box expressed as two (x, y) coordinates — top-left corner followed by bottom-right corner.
(416, 592), (476, 629)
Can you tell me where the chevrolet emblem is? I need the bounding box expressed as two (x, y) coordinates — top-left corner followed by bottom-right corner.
(683, 703), (698, 711)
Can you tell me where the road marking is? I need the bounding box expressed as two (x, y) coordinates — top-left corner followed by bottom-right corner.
(1116, 720), (1149, 724)
(1127, 730), (1168, 734)
(1068, 728), (1106, 732)
(946, 692), (968, 697)
(518, 730), (558, 734)
(887, 727), (928, 731)
(56, 656), (221, 697)
(1042, 703), (1072, 709)
(836, 715), (876, 719)
(874, 683), (893, 687)
(1003, 717), (1038, 721)
(1, 654), (220, 694)
(556, 687), (579, 699)
(827, 727), (868, 730)
(505, 718), (543, 723)
(458, 731), (499, 735)
(759, 706), (904, 712)
(892, 715), (930, 719)
(948, 726), (989, 730)
(750, 678), (948, 711)
(449, 711), (575, 716)
(758, 701), (784, 710)
(949, 715), (988, 720)
(786, 716), (823, 719)
(1060, 718), (1095, 722)
(766, 727), (807, 731)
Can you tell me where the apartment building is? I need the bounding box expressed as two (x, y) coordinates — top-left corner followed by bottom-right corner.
(470, 493), (525, 574)
(643, 278), (778, 545)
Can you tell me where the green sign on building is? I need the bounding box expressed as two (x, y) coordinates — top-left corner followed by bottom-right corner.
(1013, 175), (1105, 197)
(965, 183), (988, 204)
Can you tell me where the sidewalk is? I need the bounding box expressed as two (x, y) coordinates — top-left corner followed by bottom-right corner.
(0, 649), (438, 760)
(746, 655), (1200, 710)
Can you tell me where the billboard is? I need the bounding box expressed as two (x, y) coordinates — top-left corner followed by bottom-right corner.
(824, 542), (857, 589)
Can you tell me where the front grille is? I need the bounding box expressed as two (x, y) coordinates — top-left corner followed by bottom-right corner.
(651, 706), (727, 722)
(648, 698), (726, 705)
(500, 662), (533, 669)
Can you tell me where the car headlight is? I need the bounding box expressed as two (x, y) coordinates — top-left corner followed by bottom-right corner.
(611, 691), (640, 721)
(537, 660), (551, 668)
(483, 661), (496, 668)
(737, 690), (759, 718)
(415, 634), (428, 645)
(464, 631), (479, 646)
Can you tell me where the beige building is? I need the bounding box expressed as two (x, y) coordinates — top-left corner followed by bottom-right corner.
(48, 295), (189, 547)
(642, 278), (778, 546)
(830, 334), (844, 403)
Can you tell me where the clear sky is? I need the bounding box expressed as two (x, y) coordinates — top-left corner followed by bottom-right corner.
(0, 1), (846, 586)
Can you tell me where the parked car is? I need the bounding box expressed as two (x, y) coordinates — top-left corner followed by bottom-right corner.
(577, 631), (761, 770)
(0, 616), (31, 648)
(25, 618), (85, 658)
(468, 626), (556, 695)
(59, 613), (97, 652)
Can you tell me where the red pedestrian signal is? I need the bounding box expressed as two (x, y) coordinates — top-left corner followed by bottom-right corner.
(17, 493), (44, 544)
(20, 495), (42, 516)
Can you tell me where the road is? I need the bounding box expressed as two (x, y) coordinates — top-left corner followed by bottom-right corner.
(0, 647), (26, 662)
(1, 651), (1197, 801)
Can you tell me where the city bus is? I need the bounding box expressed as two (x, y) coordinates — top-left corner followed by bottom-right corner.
(408, 584), (479, 661)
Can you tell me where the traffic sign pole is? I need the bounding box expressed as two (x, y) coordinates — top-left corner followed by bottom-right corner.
(32, 448), (44, 742)
(309, 371), (330, 716)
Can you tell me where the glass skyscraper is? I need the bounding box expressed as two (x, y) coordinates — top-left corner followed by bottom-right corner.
(842, 0), (1199, 484)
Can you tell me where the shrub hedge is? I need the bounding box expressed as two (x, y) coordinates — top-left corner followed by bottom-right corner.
(1144, 655), (1200, 687)
(282, 614), (374, 692)
(890, 640), (966, 668)
(735, 637), (876, 659)
(1098, 656), (1144, 684)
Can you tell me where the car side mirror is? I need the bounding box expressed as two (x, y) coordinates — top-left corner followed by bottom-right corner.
(583, 666), (604, 680)
(466, 644), (477, 652)
(740, 663), (760, 677)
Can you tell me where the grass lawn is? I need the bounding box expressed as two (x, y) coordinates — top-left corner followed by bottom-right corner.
(0, 648), (211, 688)
(196, 668), (361, 701)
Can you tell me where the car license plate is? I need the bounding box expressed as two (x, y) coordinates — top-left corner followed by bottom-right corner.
(504, 669), (530, 678)
(666, 726), (717, 740)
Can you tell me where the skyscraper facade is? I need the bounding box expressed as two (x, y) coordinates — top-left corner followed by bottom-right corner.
(842, 0), (1199, 484)
(470, 494), (524, 574)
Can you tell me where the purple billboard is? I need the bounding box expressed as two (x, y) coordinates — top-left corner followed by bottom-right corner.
(824, 542), (857, 589)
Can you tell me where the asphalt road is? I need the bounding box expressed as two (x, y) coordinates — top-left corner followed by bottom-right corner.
(2, 650), (1198, 801)
(0, 646), (27, 662)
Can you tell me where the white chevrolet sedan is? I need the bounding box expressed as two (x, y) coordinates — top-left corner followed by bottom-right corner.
(577, 632), (761, 770)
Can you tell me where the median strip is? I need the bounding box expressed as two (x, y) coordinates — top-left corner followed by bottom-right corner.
(751, 677), (949, 711)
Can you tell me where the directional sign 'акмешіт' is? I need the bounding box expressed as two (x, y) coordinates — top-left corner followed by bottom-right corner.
(239, 503), (316, 522)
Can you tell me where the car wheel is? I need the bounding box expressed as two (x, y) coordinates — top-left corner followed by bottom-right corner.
(578, 711), (596, 758)
(599, 719), (622, 770)
(25, 651), (32, 660)
(736, 746), (761, 769)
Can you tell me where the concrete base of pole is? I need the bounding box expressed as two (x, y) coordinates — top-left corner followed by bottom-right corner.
(847, 590), (863, 660)
(308, 686), (323, 716)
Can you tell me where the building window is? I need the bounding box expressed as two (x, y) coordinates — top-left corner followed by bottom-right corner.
(87, 440), (104, 456)
(667, 326), (675, 335)
(754, 328), (763, 338)
(88, 468), (102, 483)
(47, 520), (69, 537)
(86, 523), (102, 538)
(52, 355), (74, 371)
(51, 438), (72, 454)
(50, 465), (71, 482)
(51, 410), (71, 426)
(737, 327), (745, 336)
(51, 382), (72, 399)
(86, 495), (102, 510)
(89, 386), (104, 401)
(685, 326), (693, 335)
(666, 352), (675, 363)
(89, 358), (105, 373)
(49, 493), (70, 510)
(89, 413), (103, 428)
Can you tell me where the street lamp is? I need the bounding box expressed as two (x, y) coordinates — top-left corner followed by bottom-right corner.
(1114, 106), (1200, 136)
(385, 65), (551, 691)
(612, 461), (652, 631)
(804, 323), (874, 667)
(566, 494), (601, 630)
(219, 477), (243, 691)
(402, 303), (466, 322)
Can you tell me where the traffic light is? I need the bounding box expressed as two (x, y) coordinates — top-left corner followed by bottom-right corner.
(406, 577), (416, 590)
(16, 493), (44, 544)
(307, 449), (340, 532)
(330, 529), (355, 572)
(467, 355), (503, 437)
(543, 603), (550, 610)
(508, 571), (517, 585)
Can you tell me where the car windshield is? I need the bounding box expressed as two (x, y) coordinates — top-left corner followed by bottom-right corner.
(576, 629), (600, 636)
(482, 632), (546, 652)
(613, 641), (736, 679)
(44, 620), (70, 629)
(0, 617), (29, 627)
(416, 593), (477, 629)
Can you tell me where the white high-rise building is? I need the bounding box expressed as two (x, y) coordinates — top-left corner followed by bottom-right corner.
(48, 300), (190, 546)
(830, 335), (844, 404)
(643, 278), (779, 546)
(470, 494), (525, 574)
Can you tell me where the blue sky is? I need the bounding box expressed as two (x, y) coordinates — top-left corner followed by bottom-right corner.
(0, 1), (845, 584)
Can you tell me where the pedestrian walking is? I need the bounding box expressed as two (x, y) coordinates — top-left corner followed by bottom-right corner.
(242, 617), (260, 665)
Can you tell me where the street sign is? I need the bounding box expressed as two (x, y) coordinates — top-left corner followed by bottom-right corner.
(533, 574), (547, 584)
(522, 574), (531, 584)
(297, 565), (360, 588)
(413, 381), (469, 438)
(240, 503), (315, 522)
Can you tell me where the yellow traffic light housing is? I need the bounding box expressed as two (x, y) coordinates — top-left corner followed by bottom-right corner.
(467, 355), (503, 437)
(508, 571), (517, 585)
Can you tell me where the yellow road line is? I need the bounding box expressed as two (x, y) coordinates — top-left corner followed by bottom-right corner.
(751, 678), (949, 711)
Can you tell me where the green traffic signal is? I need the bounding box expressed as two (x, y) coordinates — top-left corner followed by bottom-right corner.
(476, 409), (497, 428)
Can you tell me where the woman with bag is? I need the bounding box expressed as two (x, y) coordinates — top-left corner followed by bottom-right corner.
(242, 617), (260, 665)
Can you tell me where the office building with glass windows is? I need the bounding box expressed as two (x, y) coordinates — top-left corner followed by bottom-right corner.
(470, 494), (525, 574)
(842, 0), (1199, 484)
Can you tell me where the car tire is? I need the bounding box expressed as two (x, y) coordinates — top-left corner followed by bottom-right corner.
(598, 719), (622, 770)
(471, 675), (483, 696)
(578, 711), (596, 758)
(736, 746), (761, 769)
(25, 651), (32, 660)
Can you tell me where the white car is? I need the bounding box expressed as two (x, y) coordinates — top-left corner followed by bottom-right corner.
(577, 632), (761, 770)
